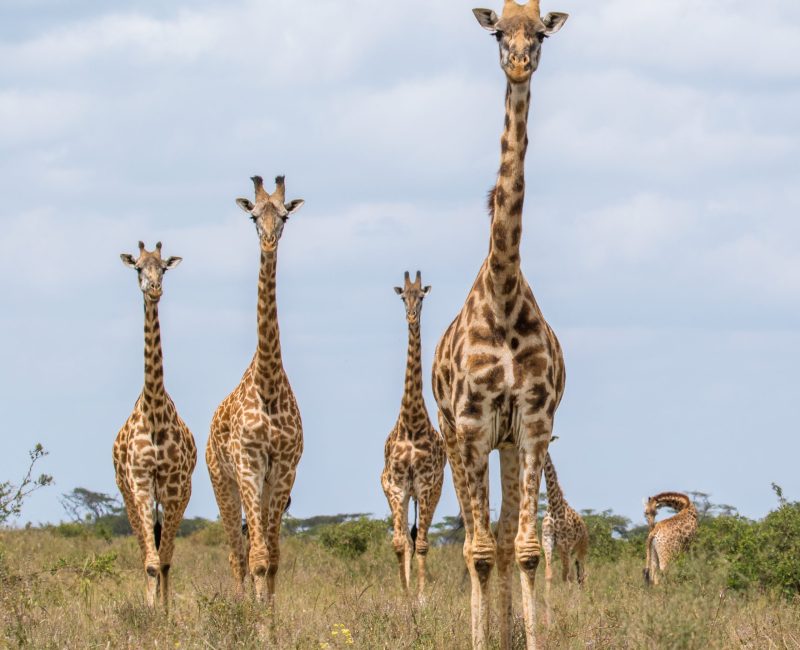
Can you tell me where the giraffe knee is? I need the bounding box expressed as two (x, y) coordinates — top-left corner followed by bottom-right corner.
(516, 546), (541, 574)
(415, 539), (429, 556)
(393, 534), (409, 556)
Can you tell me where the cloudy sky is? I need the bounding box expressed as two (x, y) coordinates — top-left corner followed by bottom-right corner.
(2, 0), (799, 528)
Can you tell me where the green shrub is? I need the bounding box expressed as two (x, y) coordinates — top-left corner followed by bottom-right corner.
(317, 517), (389, 559)
(190, 521), (226, 547)
(580, 509), (630, 562)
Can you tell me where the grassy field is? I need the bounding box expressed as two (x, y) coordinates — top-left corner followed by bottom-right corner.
(1, 526), (799, 649)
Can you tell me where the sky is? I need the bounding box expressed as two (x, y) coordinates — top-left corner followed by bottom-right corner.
(1, 0), (799, 528)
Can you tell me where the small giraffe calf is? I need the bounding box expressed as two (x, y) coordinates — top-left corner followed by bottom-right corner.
(643, 491), (698, 585)
(114, 242), (197, 609)
(381, 271), (445, 600)
(541, 452), (588, 600)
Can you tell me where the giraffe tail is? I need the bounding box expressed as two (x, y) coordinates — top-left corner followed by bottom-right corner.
(410, 498), (418, 557)
(153, 504), (162, 551)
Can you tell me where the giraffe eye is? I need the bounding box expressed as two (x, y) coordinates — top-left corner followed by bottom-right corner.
(493, 31), (503, 42)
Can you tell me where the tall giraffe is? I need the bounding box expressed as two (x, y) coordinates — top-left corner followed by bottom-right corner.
(114, 241), (197, 609)
(643, 492), (698, 585)
(381, 271), (445, 600)
(541, 452), (588, 604)
(206, 175), (305, 605)
(431, 2), (568, 648)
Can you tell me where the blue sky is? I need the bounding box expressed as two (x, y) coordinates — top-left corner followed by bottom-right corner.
(1, 0), (799, 527)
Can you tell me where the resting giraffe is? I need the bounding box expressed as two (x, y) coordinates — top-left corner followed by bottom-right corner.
(381, 271), (445, 600)
(206, 174), (305, 605)
(643, 492), (698, 585)
(431, 2), (568, 648)
(541, 452), (588, 607)
(114, 241), (197, 609)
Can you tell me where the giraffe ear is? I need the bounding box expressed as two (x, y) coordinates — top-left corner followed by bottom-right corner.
(120, 253), (137, 268)
(394, 287), (403, 295)
(543, 12), (568, 35)
(422, 285), (432, 296)
(285, 199), (305, 215)
(163, 256), (182, 270)
(473, 8), (499, 32)
(236, 198), (255, 213)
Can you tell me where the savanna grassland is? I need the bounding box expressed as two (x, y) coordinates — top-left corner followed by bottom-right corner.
(2, 513), (800, 650)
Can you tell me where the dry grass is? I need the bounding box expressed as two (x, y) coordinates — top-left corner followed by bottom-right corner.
(1, 528), (799, 649)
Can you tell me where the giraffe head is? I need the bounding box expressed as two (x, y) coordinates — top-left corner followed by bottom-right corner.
(644, 496), (658, 528)
(473, 1), (568, 83)
(394, 271), (431, 325)
(120, 241), (182, 303)
(236, 175), (305, 253)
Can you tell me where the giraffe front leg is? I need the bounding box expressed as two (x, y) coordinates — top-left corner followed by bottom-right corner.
(127, 466), (160, 607)
(496, 447), (520, 650)
(414, 476), (442, 603)
(560, 545), (572, 583)
(458, 425), (494, 649)
(241, 471), (268, 602)
(208, 456), (247, 594)
(157, 486), (191, 612)
(541, 514), (555, 627)
(382, 468), (412, 594)
(261, 466), (296, 611)
(515, 421), (551, 650)
(441, 414), (483, 648)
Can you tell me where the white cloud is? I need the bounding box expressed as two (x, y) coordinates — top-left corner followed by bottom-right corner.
(0, 90), (89, 144)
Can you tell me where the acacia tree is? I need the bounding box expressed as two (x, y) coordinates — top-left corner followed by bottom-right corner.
(60, 487), (122, 524)
(0, 444), (53, 525)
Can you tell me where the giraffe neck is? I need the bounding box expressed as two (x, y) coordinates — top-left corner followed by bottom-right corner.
(142, 299), (166, 406)
(543, 453), (566, 520)
(487, 80), (531, 293)
(654, 493), (695, 515)
(255, 249), (284, 394)
(399, 320), (427, 433)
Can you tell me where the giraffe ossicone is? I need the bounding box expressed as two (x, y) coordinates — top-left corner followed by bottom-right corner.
(113, 241), (197, 610)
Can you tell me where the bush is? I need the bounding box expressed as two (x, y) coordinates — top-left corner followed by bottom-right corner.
(690, 487), (800, 597)
(317, 517), (389, 559)
(0, 444), (53, 525)
(580, 509), (630, 562)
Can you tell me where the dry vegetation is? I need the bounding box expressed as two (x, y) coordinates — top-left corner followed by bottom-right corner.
(2, 523), (799, 649)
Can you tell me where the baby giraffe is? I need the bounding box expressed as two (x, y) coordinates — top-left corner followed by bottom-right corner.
(381, 271), (445, 600)
(114, 241), (197, 609)
(541, 451), (588, 620)
(643, 492), (698, 585)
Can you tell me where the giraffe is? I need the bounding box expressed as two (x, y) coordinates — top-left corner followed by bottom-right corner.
(381, 271), (446, 600)
(206, 174), (305, 606)
(431, 3), (568, 648)
(643, 492), (698, 585)
(114, 241), (197, 609)
(541, 452), (588, 607)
